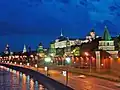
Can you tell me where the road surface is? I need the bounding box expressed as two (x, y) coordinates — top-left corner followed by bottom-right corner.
(8, 64), (120, 90)
(48, 70), (120, 90)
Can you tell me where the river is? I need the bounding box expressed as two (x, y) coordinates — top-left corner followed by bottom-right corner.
(0, 66), (47, 90)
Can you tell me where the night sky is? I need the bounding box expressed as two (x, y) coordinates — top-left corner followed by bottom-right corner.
(0, 0), (120, 52)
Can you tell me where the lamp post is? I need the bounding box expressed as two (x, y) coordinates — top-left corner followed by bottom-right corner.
(35, 64), (38, 71)
(85, 52), (92, 74)
(44, 66), (48, 76)
(44, 57), (51, 76)
(64, 57), (71, 86)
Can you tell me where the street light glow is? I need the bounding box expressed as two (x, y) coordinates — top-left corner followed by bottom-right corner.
(14, 62), (16, 64)
(20, 62), (22, 65)
(66, 57), (71, 63)
(45, 57), (51, 62)
(44, 66), (48, 71)
(85, 52), (89, 56)
(27, 63), (30, 66)
(35, 64), (37, 68)
(50, 53), (54, 57)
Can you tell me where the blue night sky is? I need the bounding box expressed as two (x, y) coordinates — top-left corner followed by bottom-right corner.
(0, 0), (120, 51)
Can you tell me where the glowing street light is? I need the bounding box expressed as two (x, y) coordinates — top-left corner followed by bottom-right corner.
(7, 61), (9, 63)
(50, 53), (54, 57)
(65, 57), (71, 64)
(44, 66), (48, 71)
(20, 62), (22, 65)
(27, 63), (30, 66)
(44, 57), (51, 76)
(44, 66), (49, 76)
(35, 64), (38, 71)
(85, 52), (89, 56)
(30, 55), (33, 58)
(44, 57), (51, 63)
(84, 52), (92, 74)
(101, 64), (104, 67)
(35, 64), (38, 68)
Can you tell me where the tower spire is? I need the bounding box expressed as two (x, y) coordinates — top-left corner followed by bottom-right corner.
(23, 44), (27, 53)
(103, 26), (111, 41)
(60, 28), (63, 36)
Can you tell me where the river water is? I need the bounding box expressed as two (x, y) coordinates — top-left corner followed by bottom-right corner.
(0, 66), (47, 90)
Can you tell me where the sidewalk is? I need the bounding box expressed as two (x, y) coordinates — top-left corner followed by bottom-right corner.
(40, 65), (120, 82)
(26, 66), (120, 90)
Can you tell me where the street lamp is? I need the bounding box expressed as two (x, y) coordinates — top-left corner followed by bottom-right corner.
(85, 52), (89, 56)
(27, 63), (30, 66)
(44, 57), (51, 63)
(66, 57), (71, 64)
(44, 66), (48, 76)
(35, 64), (38, 71)
(44, 57), (51, 76)
(20, 62), (22, 65)
(64, 57), (71, 86)
(84, 52), (92, 74)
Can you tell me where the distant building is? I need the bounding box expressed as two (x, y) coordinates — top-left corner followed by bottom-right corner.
(23, 44), (27, 53)
(98, 26), (118, 58)
(37, 43), (45, 57)
(96, 26), (118, 72)
(4, 44), (10, 55)
(54, 30), (75, 49)
(49, 41), (56, 57)
(49, 28), (99, 65)
(52, 28), (99, 57)
(86, 28), (99, 42)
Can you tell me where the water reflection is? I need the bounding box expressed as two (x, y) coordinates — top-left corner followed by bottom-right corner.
(0, 66), (47, 90)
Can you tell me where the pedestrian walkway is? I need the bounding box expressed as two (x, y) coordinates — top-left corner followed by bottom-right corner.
(42, 65), (120, 82)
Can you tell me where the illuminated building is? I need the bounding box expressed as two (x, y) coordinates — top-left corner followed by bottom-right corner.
(96, 26), (118, 72)
(49, 41), (56, 57)
(86, 28), (99, 42)
(23, 44), (27, 53)
(37, 43), (45, 57)
(50, 29), (99, 65)
(98, 26), (118, 57)
(4, 44), (10, 55)
(55, 30), (75, 49)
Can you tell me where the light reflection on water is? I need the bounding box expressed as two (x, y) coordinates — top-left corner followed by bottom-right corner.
(0, 66), (47, 90)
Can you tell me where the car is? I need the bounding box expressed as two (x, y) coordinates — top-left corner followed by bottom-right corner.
(115, 83), (120, 88)
(77, 75), (86, 79)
